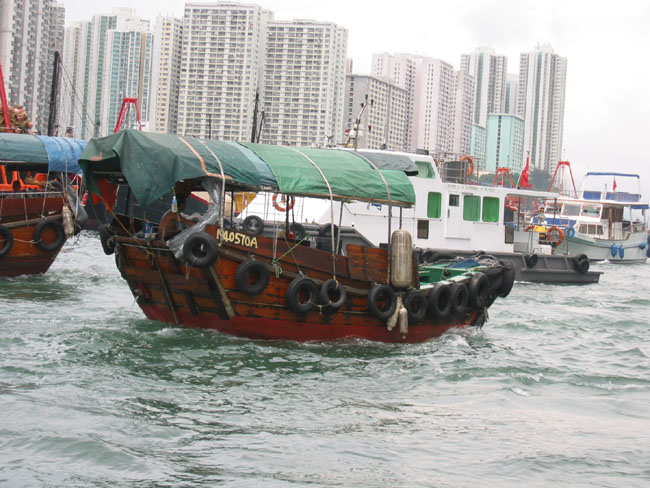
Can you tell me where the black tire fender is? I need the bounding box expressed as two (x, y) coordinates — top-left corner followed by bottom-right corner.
(403, 290), (427, 323)
(524, 253), (538, 269)
(98, 224), (116, 255)
(182, 232), (219, 268)
(367, 284), (397, 321)
(33, 219), (65, 251)
(469, 273), (490, 308)
(450, 282), (469, 314)
(318, 223), (339, 239)
(428, 283), (452, 319)
(288, 222), (307, 241)
(498, 260), (516, 298)
(242, 215), (264, 235)
(0, 225), (13, 258)
(320, 279), (347, 310)
(573, 254), (589, 274)
(286, 277), (319, 315)
(235, 259), (269, 296)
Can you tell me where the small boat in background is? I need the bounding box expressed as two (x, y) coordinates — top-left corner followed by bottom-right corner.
(536, 163), (649, 263)
(79, 130), (514, 343)
(0, 133), (86, 277)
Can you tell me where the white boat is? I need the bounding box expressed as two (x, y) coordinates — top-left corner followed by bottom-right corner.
(302, 150), (602, 284)
(537, 169), (649, 264)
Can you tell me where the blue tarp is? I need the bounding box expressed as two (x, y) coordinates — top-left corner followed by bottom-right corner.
(0, 133), (85, 174)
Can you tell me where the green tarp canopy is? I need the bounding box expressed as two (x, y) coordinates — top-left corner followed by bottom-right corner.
(79, 130), (415, 207)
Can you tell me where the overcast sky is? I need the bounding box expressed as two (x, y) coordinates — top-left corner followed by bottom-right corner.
(62, 0), (650, 196)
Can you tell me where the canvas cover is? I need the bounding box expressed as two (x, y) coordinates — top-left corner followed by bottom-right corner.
(0, 133), (84, 173)
(80, 130), (416, 207)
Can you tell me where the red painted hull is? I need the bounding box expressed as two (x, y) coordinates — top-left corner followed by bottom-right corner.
(138, 301), (482, 343)
(0, 192), (66, 277)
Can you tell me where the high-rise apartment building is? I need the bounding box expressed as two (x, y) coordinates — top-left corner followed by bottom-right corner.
(452, 71), (475, 157)
(372, 53), (472, 157)
(261, 19), (347, 147)
(504, 73), (518, 115)
(150, 16), (183, 134)
(371, 53), (416, 151)
(517, 44), (567, 174)
(61, 9), (152, 138)
(101, 15), (153, 134)
(343, 74), (408, 151)
(485, 114), (524, 173)
(0, 0), (65, 134)
(460, 47), (507, 127)
(177, 2), (270, 140)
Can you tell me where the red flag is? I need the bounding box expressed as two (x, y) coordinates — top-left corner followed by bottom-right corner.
(613, 178), (617, 191)
(520, 156), (530, 189)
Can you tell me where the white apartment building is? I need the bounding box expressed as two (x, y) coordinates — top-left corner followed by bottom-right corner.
(460, 47), (507, 128)
(371, 53), (416, 151)
(517, 44), (567, 174)
(177, 2), (270, 140)
(150, 17), (183, 134)
(343, 75), (408, 151)
(372, 53), (471, 157)
(504, 73), (518, 115)
(0, 0), (65, 134)
(452, 70), (474, 157)
(261, 19), (347, 147)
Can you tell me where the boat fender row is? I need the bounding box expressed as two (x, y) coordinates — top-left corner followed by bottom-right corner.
(610, 244), (625, 259)
(285, 277), (348, 315)
(572, 254), (590, 274)
(241, 215), (264, 236)
(497, 260), (516, 298)
(0, 225), (13, 257)
(33, 219), (66, 252)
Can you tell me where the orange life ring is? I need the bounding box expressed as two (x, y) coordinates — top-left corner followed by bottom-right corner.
(461, 155), (474, 176)
(272, 193), (295, 212)
(546, 226), (564, 245)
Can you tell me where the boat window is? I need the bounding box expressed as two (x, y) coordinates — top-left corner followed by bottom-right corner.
(449, 194), (459, 207)
(417, 219), (429, 238)
(416, 161), (435, 178)
(581, 205), (600, 217)
(561, 204), (580, 216)
(482, 197), (499, 222)
(579, 224), (604, 235)
(463, 195), (480, 221)
(427, 192), (441, 218)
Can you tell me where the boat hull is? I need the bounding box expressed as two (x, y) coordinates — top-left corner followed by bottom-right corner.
(563, 236), (648, 264)
(111, 228), (491, 343)
(0, 193), (67, 277)
(419, 248), (602, 284)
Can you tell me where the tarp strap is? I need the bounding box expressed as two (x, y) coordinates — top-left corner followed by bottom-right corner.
(191, 138), (227, 240)
(289, 147), (337, 277)
(348, 151), (393, 283)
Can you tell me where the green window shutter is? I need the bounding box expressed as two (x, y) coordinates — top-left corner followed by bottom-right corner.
(463, 195), (480, 221)
(427, 192), (441, 218)
(482, 197), (499, 222)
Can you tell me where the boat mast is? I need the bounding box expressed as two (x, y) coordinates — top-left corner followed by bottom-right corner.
(47, 51), (61, 137)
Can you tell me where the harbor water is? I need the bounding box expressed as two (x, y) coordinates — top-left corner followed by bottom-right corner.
(1, 232), (649, 487)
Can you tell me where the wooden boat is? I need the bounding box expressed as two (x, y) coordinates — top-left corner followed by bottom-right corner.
(79, 130), (515, 343)
(0, 133), (86, 277)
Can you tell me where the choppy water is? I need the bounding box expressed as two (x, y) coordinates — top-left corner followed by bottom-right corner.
(1, 232), (649, 487)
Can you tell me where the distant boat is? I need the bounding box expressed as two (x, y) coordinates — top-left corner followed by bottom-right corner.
(536, 166), (649, 263)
